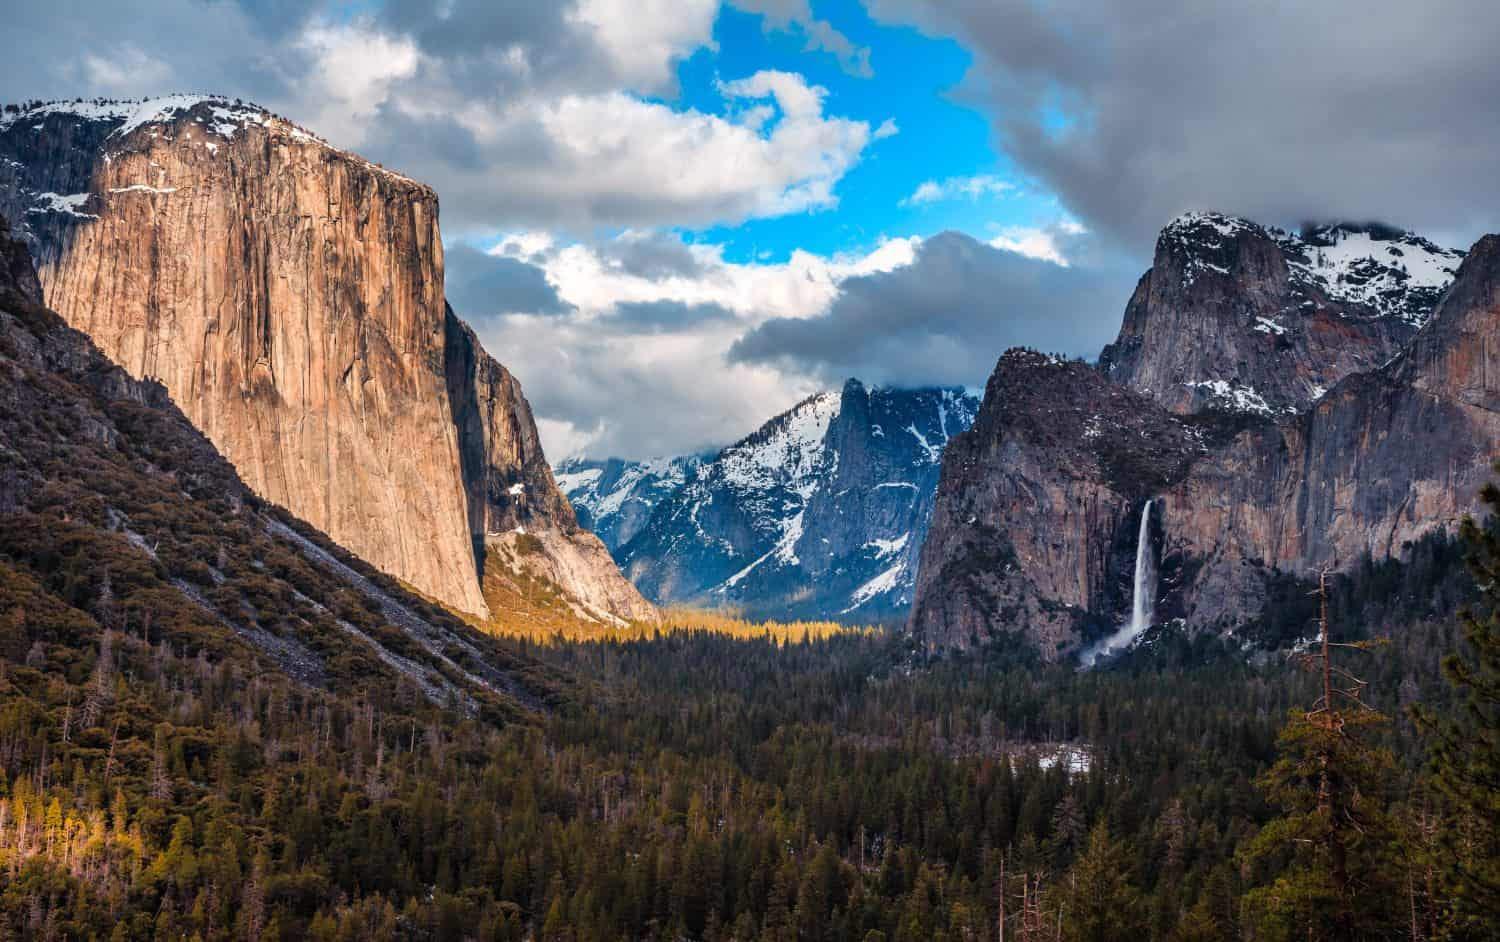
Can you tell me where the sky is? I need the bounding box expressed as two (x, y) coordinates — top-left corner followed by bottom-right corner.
(8, 0), (1500, 459)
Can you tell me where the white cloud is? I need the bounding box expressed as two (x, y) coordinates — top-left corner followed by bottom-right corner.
(295, 21), (420, 144)
(901, 173), (1013, 206)
(988, 219), (1085, 266)
(732, 0), (874, 77)
(370, 67), (879, 232)
(7, 2), (889, 235)
(570, 0), (720, 95)
(77, 45), (174, 94)
(873, 118), (900, 140)
(467, 229), (920, 458)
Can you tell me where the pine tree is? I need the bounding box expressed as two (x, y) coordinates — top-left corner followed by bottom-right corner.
(1062, 820), (1143, 942)
(1419, 473), (1500, 939)
(1242, 571), (1403, 939)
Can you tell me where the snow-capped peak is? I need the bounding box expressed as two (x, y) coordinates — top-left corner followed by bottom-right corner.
(1274, 223), (1463, 327)
(1163, 211), (1259, 241)
(2, 94), (419, 186)
(717, 391), (841, 500)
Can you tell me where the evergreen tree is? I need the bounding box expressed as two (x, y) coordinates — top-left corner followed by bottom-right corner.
(1062, 820), (1144, 942)
(1243, 573), (1403, 939)
(1420, 473), (1500, 939)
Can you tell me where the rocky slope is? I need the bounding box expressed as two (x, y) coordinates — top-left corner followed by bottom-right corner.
(1099, 212), (1463, 416)
(914, 228), (1500, 658)
(555, 455), (705, 550)
(0, 213), (559, 715)
(616, 381), (979, 621)
(908, 351), (1211, 654)
(1164, 232), (1500, 624)
(0, 95), (652, 625)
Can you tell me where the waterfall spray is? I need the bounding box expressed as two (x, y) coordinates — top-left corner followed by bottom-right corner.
(1082, 499), (1157, 667)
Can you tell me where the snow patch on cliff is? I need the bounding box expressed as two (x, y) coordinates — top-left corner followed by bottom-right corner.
(1182, 379), (1279, 416)
(26, 192), (96, 218)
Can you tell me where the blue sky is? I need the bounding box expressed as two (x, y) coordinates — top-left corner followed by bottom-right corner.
(680, 1), (1029, 263)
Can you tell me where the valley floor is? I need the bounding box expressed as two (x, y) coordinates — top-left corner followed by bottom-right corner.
(2, 522), (1495, 940)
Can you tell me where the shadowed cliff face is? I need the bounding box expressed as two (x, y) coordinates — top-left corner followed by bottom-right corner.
(1100, 213), (1462, 417)
(444, 308), (658, 624)
(913, 230), (1499, 658)
(0, 97), (654, 625)
(908, 351), (1209, 656)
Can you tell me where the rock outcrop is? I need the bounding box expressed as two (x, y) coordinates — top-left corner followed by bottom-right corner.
(0, 212), (558, 715)
(444, 308), (658, 624)
(0, 96), (653, 624)
(616, 381), (979, 621)
(1100, 212), (1463, 416)
(913, 224), (1498, 658)
(908, 351), (1208, 654)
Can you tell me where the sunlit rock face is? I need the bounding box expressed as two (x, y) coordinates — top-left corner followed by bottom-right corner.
(0, 96), (653, 624)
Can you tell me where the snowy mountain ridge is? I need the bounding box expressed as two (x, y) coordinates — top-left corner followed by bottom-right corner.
(559, 382), (980, 621)
(1104, 212), (1463, 417)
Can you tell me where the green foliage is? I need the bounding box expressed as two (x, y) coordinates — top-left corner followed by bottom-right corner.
(1242, 708), (1403, 939)
(1061, 821), (1145, 942)
(1420, 472), (1500, 939)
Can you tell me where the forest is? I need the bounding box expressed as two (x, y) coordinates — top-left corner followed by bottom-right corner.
(0, 358), (1494, 942)
(0, 471), (1496, 939)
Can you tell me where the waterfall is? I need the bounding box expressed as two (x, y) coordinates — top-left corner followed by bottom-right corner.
(1082, 499), (1156, 667)
(1127, 498), (1156, 635)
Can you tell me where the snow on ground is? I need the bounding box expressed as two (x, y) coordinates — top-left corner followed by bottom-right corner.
(3, 96), (421, 186)
(864, 533), (910, 558)
(554, 466), (603, 494)
(0, 99), (135, 131)
(718, 391), (840, 497)
(842, 559), (906, 612)
(1277, 225), (1463, 326)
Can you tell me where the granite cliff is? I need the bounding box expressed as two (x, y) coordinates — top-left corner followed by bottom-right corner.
(913, 217), (1498, 658)
(0, 212), (558, 714)
(1100, 212), (1463, 416)
(0, 96), (652, 625)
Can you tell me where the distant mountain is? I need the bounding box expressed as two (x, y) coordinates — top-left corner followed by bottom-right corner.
(1100, 212), (1464, 416)
(587, 381), (980, 622)
(913, 214), (1499, 659)
(0, 94), (653, 626)
(555, 455), (705, 550)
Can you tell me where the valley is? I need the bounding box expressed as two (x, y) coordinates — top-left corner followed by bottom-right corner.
(0, 56), (1497, 942)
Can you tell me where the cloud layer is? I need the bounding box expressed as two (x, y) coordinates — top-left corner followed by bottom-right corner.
(15, 0), (1490, 463)
(728, 231), (1131, 388)
(453, 231), (924, 458)
(5, 1), (886, 235)
(871, 0), (1500, 246)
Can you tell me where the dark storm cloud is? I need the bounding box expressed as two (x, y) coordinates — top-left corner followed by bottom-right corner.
(598, 231), (708, 279)
(444, 244), (573, 319)
(362, 104), (490, 172)
(870, 0), (1500, 248)
(610, 299), (736, 332)
(728, 231), (1135, 387)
